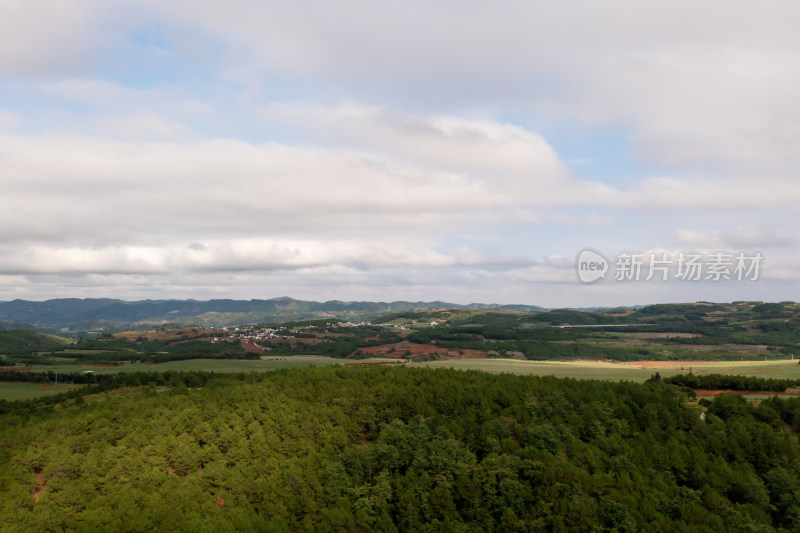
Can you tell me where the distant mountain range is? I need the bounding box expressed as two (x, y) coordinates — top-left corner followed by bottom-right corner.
(0, 297), (548, 332)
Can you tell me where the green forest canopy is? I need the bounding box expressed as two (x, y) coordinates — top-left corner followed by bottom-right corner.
(2, 366), (800, 531)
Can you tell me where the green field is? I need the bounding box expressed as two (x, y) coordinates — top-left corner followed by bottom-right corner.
(11, 356), (351, 375)
(5, 356), (800, 401)
(24, 357), (799, 383)
(0, 382), (82, 401)
(0, 358), (350, 400)
(407, 358), (800, 383)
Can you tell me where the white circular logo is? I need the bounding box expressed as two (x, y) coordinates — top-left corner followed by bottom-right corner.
(576, 249), (609, 283)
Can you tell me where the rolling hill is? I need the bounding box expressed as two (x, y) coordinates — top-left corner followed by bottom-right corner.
(0, 330), (72, 354)
(0, 297), (547, 331)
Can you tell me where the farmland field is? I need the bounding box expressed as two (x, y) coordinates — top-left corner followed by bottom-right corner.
(0, 357), (399, 400)
(28, 356), (794, 383)
(5, 356), (800, 400)
(9, 356), (800, 381)
(9, 356), (358, 375)
(0, 382), (82, 401)
(407, 358), (800, 383)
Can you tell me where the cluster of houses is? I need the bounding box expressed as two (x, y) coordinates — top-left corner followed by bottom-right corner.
(210, 325), (293, 344)
(208, 320), (382, 344)
(192, 316), (419, 347)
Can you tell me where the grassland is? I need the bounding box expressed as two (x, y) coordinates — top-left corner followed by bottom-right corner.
(5, 356), (800, 401)
(0, 357), (366, 400)
(407, 358), (800, 383)
(0, 382), (82, 401)
(12, 356), (800, 383)
(10, 356), (353, 376)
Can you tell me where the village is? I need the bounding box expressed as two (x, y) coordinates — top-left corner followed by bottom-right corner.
(209, 320), (396, 344)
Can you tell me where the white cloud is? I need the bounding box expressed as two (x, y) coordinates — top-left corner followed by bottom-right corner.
(0, 0), (120, 77)
(673, 228), (794, 250)
(0, 103), (796, 283)
(5, 2), (800, 179)
(0, 104), (582, 252)
(0, 110), (23, 131)
(2, 2), (800, 304)
(262, 101), (567, 183)
(120, 1), (800, 172)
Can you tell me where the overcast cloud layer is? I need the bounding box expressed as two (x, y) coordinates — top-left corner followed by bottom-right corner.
(1, 1), (799, 306)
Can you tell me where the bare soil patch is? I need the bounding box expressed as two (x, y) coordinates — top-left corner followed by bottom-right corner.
(291, 338), (332, 345)
(344, 360), (406, 366)
(261, 355), (330, 361)
(619, 361), (722, 368)
(622, 333), (700, 339)
(114, 328), (219, 342)
(676, 344), (769, 354)
(353, 342), (488, 361)
(240, 341), (266, 352)
(695, 390), (800, 398)
(33, 473), (45, 502)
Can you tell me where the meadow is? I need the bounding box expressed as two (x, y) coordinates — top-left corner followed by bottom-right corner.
(7, 356), (349, 375)
(0, 382), (82, 401)
(0, 357), (386, 399)
(5, 356), (800, 401)
(407, 358), (800, 383)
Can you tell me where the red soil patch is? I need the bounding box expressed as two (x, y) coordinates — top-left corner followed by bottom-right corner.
(673, 344), (768, 353)
(290, 338), (331, 345)
(344, 361), (406, 366)
(114, 328), (219, 342)
(240, 341), (266, 352)
(0, 366), (27, 372)
(695, 390), (800, 397)
(623, 332), (701, 339)
(619, 361), (722, 368)
(33, 473), (45, 502)
(353, 342), (488, 361)
(165, 337), (221, 347)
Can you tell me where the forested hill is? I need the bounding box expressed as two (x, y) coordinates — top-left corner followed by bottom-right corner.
(0, 330), (71, 355)
(2, 366), (800, 531)
(1, 298), (793, 333)
(0, 297), (546, 329)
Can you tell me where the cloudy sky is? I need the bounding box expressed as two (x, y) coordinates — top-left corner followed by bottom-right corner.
(1, 1), (799, 306)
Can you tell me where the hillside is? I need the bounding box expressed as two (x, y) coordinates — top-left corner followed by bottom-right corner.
(0, 297), (547, 331)
(2, 366), (800, 531)
(0, 330), (71, 355)
(3, 300), (800, 366)
(3, 297), (792, 335)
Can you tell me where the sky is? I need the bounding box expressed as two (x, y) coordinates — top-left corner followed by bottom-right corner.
(1, 1), (799, 307)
